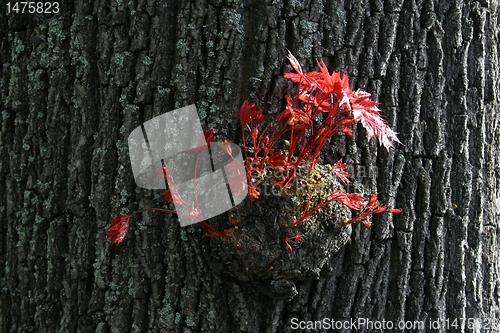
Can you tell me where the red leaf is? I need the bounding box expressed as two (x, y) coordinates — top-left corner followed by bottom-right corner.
(248, 186), (260, 200)
(254, 108), (265, 124)
(329, 190), (366, 210)
(344, 193), (402, 227)
(284, 51), (317, 89)
(267, 151), (289, 170)
(204, 127), (214, 147)
(341, 127), (354, 136)
(388, 208), (402, 214)
(332, 158), (351, 183)
(107, 214), (131, 245)
(350, 89), (401, 149)
(239, 100), (253, 126)
(239, 100), (264, 126)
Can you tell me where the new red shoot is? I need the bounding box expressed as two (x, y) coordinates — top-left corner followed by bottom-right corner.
(108, 52), (402, 249)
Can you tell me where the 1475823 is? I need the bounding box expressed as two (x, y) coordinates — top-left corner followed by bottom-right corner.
(6, 2), (59, 14)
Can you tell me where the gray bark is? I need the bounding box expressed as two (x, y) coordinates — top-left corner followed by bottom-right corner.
(1, 0), (499, 332)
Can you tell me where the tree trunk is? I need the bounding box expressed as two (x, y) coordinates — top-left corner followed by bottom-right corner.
(1, 1), (499, 332)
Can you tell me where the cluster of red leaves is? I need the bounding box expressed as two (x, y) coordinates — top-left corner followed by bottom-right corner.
(344, 193), (402, 227)
(108, 52), (402, 248)
(240, 51), (400, 196)
(238, 51), (402, 250)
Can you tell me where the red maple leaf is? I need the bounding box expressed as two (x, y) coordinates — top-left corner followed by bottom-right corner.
(266, 151), (289, 170)
(239, 100), (264, 126)
(350, 90), (401, 149)
(315, 58), (351, 108)
(328, 190), (366, 211)
(107, 214), (131, 245)
(332, 158), (351, 183)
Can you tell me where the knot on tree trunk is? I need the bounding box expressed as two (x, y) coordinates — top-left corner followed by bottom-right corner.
(206, 164), (352, 299)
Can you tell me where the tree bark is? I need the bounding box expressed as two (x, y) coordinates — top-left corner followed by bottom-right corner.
(1, 0), (499, 332)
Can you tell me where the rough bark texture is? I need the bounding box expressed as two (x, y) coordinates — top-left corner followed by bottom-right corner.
(1, 0), (499, 332)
